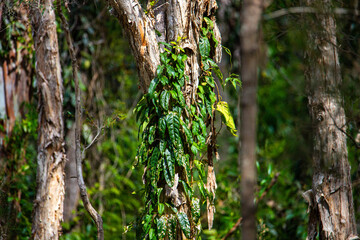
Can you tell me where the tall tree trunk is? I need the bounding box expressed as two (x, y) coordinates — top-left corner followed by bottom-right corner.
(30, 0), (67, 239)
(108, 0), (222, 238)
(304, 1), (358, 239)
(239, 1), (263, 240)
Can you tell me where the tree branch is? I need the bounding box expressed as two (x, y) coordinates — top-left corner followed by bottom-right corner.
(107, 0), (160, 92)
(57, 2), (104, 239)
(221, 172), (280, 240)
(264, 7), (352, 20)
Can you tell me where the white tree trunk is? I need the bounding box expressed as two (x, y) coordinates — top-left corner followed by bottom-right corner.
(30, 1), (67, 239)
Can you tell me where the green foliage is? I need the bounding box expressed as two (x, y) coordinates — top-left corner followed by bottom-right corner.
(0, 105), (38, 239)
(133, 17), (239, 238)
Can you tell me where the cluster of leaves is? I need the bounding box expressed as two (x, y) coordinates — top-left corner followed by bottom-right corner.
(133, 16), (238, 239)
(0, 105), (38, 239)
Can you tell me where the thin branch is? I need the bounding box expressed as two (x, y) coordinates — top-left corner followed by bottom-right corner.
(221, 172), (280, 240)
(221, 217), (242, 240)
(56, 2), (104, 239)
(325, 106), (360, 149)
(264, 7), (352, 20)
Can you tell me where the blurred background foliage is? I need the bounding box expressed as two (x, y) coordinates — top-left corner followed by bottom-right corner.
(1, 0), (360, 239)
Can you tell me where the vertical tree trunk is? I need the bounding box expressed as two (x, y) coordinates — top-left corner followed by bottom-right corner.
(239, 1), (263, 240)
(304, 1), (358, 239)
(108, 0), (222, 238)
(30, 0), (67, 239)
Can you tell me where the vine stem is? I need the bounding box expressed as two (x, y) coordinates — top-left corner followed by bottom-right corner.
(56, 2), (104, 239)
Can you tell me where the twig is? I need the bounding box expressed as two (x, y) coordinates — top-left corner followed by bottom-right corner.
(56, 2), (104, 240)
(264, 7), (351, 20)
(324, 105), (360, 149)
(257, 172), (280, 203)
(221, 217), (242, 240)
(221, 172), (280, 240)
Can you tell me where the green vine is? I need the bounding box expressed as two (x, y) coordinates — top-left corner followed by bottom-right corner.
(133, 17), (239, 239)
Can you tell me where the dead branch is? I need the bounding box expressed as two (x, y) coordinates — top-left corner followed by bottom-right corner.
(56, 2), (104, 239)
(264, 7), (352, 20)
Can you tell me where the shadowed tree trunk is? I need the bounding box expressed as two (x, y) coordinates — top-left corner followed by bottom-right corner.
(304, 0), (358, 239)
(108, 0), (222, 238)
(238, 1), (263, 240)
(30, 0), (67, 239)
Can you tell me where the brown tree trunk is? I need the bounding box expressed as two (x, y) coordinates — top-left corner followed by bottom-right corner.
(30, 0), (67, 239)
(304, 1), (358, 239)
(238, 1), (263, 240)
(108, 0), (221, 238)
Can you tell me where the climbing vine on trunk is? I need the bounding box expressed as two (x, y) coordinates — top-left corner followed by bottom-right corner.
(134, 17), (238, 239)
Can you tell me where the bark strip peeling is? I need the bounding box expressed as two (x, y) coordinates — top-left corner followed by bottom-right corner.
(304, 0), (358, 239)
(30, 0), (67, 239)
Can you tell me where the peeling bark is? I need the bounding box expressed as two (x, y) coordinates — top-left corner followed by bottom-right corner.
(30, 0), (67, 239)
(304, 1), (358, 239)
(108, 0), (221, 238)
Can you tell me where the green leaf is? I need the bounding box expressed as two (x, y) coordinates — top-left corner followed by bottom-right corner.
(203, 17), (214, 29)
(159, 116), (167, 139)
(150, 147), (161, 185)
(166, 65), (176, 79)
(158, 203), (165, 215)
(213, 66), (223, 81)
(177, 212), (191, 238)
(160, 90), (170, 111)
(181, 121), (193, 145)
(148, 78), (159, 95)
(157, 215), (167, 238)
(160, 75), (169, 85)
(167, 215), (177, 240)
(216, 101), (237, 136)
(180, 180), (193, 199)
(159, 140), (167, 153)
(166, 113), (182, 149)
(192, 121), (199, 136)
(205, 76), (215, 88)
(191, 198), (201, 223)
(163, 148), (175, 187)
(157, 65), (164, 76)
(149, 228), (155, 240)
(148, 125), (156, 145)
(199, 37), (210, 57)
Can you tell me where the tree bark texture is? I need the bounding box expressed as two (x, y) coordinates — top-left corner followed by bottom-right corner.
(304, 1), (358, 239)
(239, 1), (263, 240)
(108, 0), (221, 238)
(30, 0), (67, 239)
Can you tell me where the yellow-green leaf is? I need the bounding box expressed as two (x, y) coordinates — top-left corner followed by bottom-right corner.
(216, 101), (237, 136)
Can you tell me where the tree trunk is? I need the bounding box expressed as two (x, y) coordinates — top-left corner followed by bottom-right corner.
(30, 0), (67, 239)
(238, 1), (263, 240)
(304, 1), (358, 239)
(108, 0), (221, 238)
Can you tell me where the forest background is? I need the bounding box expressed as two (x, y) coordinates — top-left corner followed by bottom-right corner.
(0, 0), (360, 239)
